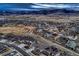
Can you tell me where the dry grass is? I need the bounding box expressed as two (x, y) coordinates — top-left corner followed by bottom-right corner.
(0, 26), (36, 35)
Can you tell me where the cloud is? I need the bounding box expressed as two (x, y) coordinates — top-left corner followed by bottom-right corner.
(33, 3), (71, 8)
(0, 3), (79, 12)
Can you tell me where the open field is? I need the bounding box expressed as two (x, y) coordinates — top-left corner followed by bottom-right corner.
(0, 26), (36, 35)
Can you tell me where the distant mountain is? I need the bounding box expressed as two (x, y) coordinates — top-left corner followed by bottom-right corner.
(0, 8), (79, 16)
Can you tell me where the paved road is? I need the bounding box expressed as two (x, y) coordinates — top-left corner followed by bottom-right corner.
(0, 33), (79, 56)
(0, 42), (30, 56)
(24, 33), (79, 56)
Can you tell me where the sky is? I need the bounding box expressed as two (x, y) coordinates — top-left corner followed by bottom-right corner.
(0, 3), (79, 12)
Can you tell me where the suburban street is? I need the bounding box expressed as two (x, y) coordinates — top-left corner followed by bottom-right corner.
(0, 42), (30, 56)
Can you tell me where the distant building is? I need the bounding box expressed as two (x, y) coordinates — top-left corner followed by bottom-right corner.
(66, 40), (76, 50)
(71, 27), (79, 34)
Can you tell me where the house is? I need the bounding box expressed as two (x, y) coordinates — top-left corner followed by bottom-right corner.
(71, 27), (79, 34)
(66, 40), (76, 50)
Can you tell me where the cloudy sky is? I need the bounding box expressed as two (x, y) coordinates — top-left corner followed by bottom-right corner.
(0, 3), (79, 11)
